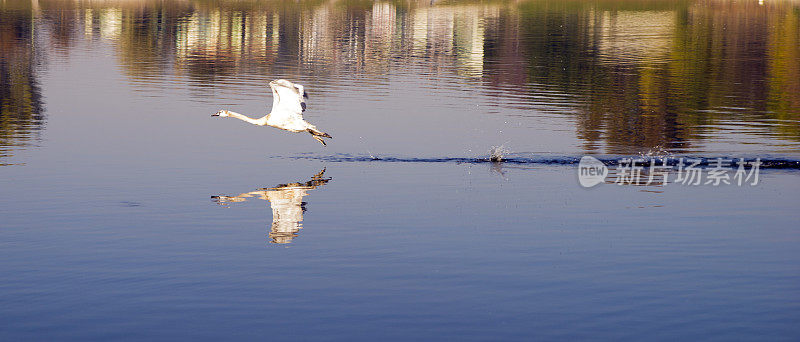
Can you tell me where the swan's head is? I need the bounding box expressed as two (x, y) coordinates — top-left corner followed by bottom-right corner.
(212, 110), (230, 117)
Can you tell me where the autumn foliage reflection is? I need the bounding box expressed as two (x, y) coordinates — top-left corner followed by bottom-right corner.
(1, 0), (798, 157)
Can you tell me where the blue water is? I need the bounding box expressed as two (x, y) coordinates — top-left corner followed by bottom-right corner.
(1, 0), (799, 340)
(3, 161), (799, 340)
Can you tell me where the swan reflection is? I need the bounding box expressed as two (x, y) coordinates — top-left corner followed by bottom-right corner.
(212, 169), (330, 244)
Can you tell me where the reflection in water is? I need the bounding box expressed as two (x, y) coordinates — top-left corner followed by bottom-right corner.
(0, 2), (45, 164)
(1, 0), (799, 157)
(212, 169), (330, 244)
(503, 1), (800, 153)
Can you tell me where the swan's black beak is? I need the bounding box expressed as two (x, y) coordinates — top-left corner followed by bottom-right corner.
(303, 91), (308, 99)
(211, 113), (219, 116)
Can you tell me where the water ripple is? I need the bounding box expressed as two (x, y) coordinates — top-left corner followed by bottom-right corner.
(282, 153), (800, 170)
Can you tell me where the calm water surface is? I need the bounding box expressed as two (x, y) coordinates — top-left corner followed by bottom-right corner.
(1, 0), (799, 340)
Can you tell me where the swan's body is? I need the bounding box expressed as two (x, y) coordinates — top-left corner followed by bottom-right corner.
(212, 79), (332, 145)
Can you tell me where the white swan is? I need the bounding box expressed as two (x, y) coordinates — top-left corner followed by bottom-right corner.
(212, 79), (332, 145)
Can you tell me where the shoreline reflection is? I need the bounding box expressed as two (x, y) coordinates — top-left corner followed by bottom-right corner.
(1, 0), (798, 159)
(212, 168), (331, 244)
(0, 1), (45, 165)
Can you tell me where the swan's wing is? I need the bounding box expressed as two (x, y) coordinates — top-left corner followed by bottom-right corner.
(269, 80), (308, 122)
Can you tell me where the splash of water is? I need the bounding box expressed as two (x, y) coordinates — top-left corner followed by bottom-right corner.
(637, 145), (674, 160)
(489, 145), (510, 162)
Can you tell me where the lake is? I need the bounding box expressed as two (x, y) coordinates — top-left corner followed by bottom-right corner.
(1, 0), (799, 340)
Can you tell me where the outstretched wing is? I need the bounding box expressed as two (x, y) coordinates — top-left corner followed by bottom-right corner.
(270, 80), (308, 122)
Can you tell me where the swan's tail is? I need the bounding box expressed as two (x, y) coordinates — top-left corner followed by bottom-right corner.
(307, 127), (332, 146)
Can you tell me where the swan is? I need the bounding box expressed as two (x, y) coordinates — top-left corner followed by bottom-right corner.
(212, 79), (332, 145)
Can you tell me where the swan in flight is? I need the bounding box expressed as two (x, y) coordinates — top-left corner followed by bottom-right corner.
(211, 169), (331, 244)
(212, 79), (332, 145)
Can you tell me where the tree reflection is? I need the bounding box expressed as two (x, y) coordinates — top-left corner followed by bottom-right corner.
(2, 0), (798, 156)
(486, 0), (800, 153)
(0, 2), (45, 164)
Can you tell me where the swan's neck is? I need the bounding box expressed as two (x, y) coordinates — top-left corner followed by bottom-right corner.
(227, 111), (268, 126)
